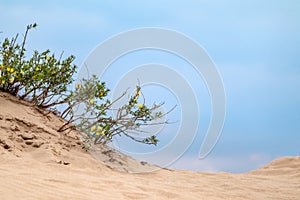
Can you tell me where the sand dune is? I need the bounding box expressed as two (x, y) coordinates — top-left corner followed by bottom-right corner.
(0, 91), (299, 200)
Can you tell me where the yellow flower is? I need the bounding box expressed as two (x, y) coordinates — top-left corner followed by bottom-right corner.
(46, 56), (51, 61)
(89, 99), (94, 105)
(6, 67), (11, 72)
(35, 67), (40, 71)
(1, 80), (5, 84)
(138, 104), (143, 109)
(90, 126), (96, 132)
(99, 92), (103, 97)
(9, 77), (14, 83)
(97, 126), (102, 131)
(20, 70), (24, 75)
(96, 130), (106, 136)
(0, 64), (4, 69)
(75, 84), (82, 90)
(10, 68), (14, 73)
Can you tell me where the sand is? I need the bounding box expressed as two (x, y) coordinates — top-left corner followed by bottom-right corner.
(0, 91), (299, 200)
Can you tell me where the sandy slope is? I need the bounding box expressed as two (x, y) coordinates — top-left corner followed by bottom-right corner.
(0, 91), (299, 200)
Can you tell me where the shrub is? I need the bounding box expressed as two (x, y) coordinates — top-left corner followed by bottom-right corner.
(0, 23), (76, 110)
(0, 24), (170, 149)
(60, 75), (165, 146)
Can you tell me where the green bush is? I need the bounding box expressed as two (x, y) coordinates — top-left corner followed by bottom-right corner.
(0, 24), (169, 149)
(0, 23), (76, 109)
(60, 76), (163, 146)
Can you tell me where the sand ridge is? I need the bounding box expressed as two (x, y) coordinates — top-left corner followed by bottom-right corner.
(0, 91), (299, 199)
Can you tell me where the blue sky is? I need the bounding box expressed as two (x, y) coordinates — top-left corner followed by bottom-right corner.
(1, 0), (299, 173)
